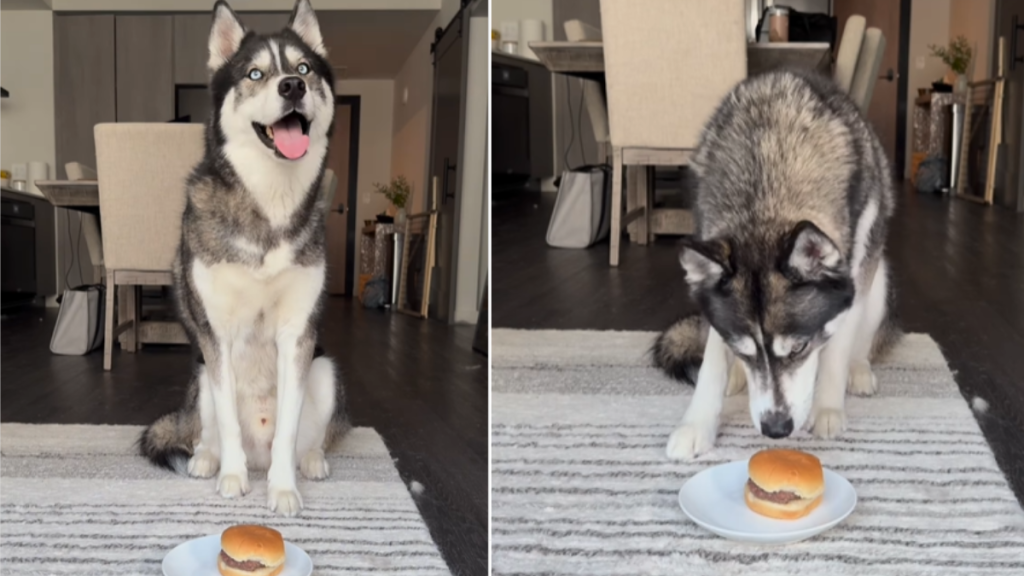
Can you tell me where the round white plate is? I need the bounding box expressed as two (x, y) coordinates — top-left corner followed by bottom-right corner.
(162, 534), (312, 576)
(678, 459), (856, 544)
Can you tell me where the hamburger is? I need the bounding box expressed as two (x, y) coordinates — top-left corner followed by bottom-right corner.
(744, 449), (824, 520)
(218, 525), (286, 576)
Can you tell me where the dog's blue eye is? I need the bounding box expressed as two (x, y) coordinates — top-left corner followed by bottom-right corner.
(248, 69), (263, 81)
(297, 63), (310, 75)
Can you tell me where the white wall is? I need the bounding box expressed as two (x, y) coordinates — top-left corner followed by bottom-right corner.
(336, 79), (394, 278)
(906, 0), (951, 178)
(452, 13), (488, 324)
(390, 0), (460, 213)
(949, 0), (996, 81)
(0, 10), (56, 183)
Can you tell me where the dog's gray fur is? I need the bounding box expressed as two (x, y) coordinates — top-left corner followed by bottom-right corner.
(654, 70), (901, 459)
(140, 0), (348, 516)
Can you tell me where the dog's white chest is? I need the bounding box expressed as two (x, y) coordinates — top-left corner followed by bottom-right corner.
(190, 241), (322, 337)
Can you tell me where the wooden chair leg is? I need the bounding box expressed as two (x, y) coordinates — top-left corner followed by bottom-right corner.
(103, 272), (115, 371)
(122, 285), (137, 352)
(132, 285), (141, 352)
(637, 167), (650, 246)
(626, 165), (639, 242)
(610, 148), (624, 267)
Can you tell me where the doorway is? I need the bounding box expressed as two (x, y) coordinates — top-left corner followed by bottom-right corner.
(994, 0), (1024, 211)
(429, 11), (465, 322)
(833, 0), (910, 177)
(325, 96), (360, 295)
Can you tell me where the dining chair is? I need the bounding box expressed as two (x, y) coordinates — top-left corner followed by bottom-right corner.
(599, 0), (747, 266)
(563, 19), (610, 162)
(94, 123), (204, 370)
(320, 168), (339, 209)
(834, 15), (886, 113)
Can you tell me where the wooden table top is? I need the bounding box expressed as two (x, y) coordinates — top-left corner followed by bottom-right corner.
(529, 41), (832, 80)
(33, 180), (99, 213)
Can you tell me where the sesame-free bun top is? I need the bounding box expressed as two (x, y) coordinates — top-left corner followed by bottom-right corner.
(220, 525), (285, 565)
(747, 449), (824, 500)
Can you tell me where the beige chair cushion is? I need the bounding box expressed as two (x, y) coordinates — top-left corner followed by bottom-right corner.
(94, 123), (204, 271)
(599, 0), (747, 149)
(834, 15), (866, 93)
(849, 27), (886, 113)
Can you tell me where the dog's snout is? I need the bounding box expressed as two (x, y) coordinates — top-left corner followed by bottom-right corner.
(278, 77), (306, 101)
(760, 412), (794, 439)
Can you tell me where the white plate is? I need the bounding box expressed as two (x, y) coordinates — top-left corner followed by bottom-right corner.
(162, 534), (312, 576)
(678, 459), (856, 544)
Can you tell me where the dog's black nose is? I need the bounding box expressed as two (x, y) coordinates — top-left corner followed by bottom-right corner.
(760, 412), (794, 439)
(278, 77), (306, 101)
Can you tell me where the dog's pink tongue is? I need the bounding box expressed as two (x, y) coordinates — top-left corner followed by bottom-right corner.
(272, 116), (309, 159)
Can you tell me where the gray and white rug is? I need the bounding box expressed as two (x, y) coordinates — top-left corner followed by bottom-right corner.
(492, 329), (1024, 575)
(0, 424), (449, 575)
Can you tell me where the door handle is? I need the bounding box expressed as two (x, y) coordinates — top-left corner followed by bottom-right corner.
(441, 157), (457, 205)
(333, 204), (346, 214)
(878, 68), (897, 82)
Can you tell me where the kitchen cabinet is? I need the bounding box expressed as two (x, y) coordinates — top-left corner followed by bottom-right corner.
(116, 15), (175, 122)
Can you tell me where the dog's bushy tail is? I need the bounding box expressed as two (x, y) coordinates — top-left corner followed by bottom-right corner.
(138, 409), (195, 475)
(651, 315), (709, 385)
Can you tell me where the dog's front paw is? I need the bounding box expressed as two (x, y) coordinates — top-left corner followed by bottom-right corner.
(268, 486), (303, 517)
(300, 450), (330, 480)
(811, 408), (847, 439)
(725, 362), (747, 396)
(666, 420), (717, 460)
(216, 473), (250, 499)
(187, 451), (219, 478)
(848, 360), (878, 396)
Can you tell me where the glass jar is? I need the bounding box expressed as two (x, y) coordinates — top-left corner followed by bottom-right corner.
(768, 6), (790, 43)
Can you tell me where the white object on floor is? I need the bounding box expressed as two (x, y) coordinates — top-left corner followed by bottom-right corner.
(678, 460), (857, 545)
(162, 533), (312, 576)
(972, 396), (990, 414)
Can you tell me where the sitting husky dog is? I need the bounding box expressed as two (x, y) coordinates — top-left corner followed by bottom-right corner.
(653, 70), (900, 460)
(140, 0), (347, 516)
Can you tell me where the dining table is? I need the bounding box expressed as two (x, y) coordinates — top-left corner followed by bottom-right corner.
(33, 179), (187, 350)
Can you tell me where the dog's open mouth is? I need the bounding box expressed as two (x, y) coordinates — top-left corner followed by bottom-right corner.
(253, 111), (310, 160)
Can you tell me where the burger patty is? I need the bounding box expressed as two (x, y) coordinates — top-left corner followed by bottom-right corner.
(747, 479), (801, 504)
(219, 550), (265, 572)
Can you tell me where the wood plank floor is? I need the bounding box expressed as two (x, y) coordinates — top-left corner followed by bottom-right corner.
(493, 186), (1024, 507)
(0, 298), (488, 576)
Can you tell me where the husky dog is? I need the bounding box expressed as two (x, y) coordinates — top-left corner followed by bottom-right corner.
(653, 70), (900, 460)
(139, 0), (348, 516)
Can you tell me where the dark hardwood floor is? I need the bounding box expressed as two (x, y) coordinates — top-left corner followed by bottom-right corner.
(493, 185), (1024, 507)
(0, 298), (488, 576)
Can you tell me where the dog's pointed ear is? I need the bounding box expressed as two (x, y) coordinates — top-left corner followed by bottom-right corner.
(289, 0), (327, 57)
(783, 221), (844, 279)
(679, 238), (731, 285)
(208, 1), (246, 72)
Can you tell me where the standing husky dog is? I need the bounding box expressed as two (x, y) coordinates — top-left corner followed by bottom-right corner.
(653, 70), (900, 460)
(140, 0), (348, 516)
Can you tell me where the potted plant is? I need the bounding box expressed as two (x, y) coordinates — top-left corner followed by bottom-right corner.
(374, 175), (412, 227)
(929, 36), (972, 93)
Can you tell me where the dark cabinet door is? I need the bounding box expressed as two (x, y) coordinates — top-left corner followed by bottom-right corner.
(115, 15), (175, 122)
(54, 14), (117, 177)
(428, 12), (465, 323)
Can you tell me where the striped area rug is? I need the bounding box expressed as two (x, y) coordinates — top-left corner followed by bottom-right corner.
(0, 424), (449, 575)
(492, 329), (1024, 575)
